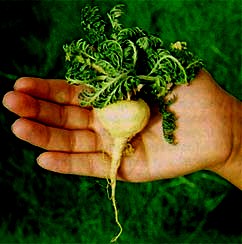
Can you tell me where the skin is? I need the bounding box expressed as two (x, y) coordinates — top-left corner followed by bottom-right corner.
(2, 69), (242, 189)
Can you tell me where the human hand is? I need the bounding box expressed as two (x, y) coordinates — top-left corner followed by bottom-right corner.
(2, 70), (241, 186)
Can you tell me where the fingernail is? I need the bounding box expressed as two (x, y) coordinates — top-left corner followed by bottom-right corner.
(37, 154), (45, 168)
(2, 93), (12, 110)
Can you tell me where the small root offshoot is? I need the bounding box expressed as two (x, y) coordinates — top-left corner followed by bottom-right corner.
(123, 142), (135, 156)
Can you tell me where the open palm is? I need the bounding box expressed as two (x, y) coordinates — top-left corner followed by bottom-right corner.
(3, 70), (233, 182)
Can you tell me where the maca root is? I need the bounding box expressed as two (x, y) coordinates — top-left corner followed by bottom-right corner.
(64, 4), (204, 242)
(95, 99), (150, 242)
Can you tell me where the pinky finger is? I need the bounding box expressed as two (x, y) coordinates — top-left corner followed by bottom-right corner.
(37, 151), (112, 180)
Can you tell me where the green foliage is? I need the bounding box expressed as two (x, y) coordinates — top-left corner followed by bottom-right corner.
(63, 4), (203, 144)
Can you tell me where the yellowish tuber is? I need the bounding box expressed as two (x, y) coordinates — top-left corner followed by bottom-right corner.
(96, 99), (150, 242)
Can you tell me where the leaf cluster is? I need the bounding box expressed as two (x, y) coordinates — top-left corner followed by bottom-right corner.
(63, 4), (203, 143)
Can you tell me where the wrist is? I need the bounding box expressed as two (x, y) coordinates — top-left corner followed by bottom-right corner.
(210, 96), (242, 189)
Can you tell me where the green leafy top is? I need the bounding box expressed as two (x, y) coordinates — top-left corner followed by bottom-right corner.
(63, 4), (203, 143)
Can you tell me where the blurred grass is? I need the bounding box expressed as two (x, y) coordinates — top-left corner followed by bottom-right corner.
(0, 0), (241, 243)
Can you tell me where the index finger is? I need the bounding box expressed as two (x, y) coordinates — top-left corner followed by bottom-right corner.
(14, 77), (83, 105)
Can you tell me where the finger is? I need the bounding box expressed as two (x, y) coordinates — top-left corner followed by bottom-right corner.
(12, 118), (100, 152)
(36, 141), (151, 182)
(3, 91), (91, 129)
(13, 77), (83, 105)
(37, 151), (113, 180)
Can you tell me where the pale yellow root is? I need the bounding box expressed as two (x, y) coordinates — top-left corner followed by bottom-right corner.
(108, 137), (127, 243)
(95, 99), (151, 242)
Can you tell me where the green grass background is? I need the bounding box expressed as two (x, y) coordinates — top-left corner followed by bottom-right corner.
(0, 0), (241, 243)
